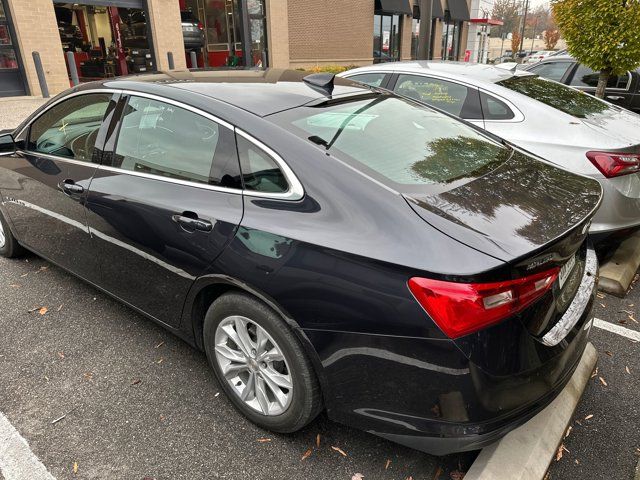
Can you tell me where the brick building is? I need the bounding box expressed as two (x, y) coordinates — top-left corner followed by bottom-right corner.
(0, 0), (471, 98)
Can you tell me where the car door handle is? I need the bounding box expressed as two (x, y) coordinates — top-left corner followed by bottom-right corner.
(171, 213), (213, 232)
(606, 95), (624, 101)
(59, 180), (84, 195)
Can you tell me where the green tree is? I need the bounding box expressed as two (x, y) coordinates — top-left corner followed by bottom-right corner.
(552, 0), (640, 98)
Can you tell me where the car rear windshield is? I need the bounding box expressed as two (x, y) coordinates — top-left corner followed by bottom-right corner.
(270, 94), (511, 191)
(497, 75), (610, 118)
(180, 11), (196, 22)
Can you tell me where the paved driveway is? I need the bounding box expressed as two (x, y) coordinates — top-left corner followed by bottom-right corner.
(0, 254), (475, 480)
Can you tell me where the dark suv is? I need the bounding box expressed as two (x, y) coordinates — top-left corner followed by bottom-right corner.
(523, 55), (640, 114)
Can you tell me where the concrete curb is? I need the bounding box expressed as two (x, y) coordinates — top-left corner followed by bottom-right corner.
(598, 232), (640, 297)
(464, 342), (598, 480)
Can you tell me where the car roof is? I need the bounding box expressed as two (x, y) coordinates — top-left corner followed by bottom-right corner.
(82, 69), (370, 117)
(343, 61), (534, 88)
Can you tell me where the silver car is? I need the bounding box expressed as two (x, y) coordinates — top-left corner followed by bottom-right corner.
(340, 62), (640, 237)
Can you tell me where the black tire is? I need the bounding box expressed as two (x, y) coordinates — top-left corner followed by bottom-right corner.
(0, 210), (24, 258)
(203, 291), (322, 433)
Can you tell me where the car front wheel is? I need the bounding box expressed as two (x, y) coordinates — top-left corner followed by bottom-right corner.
(203, 291), (322, 433)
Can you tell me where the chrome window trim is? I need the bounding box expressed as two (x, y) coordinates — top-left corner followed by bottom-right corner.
(15, 88), (121, 140)
(16, 88), (305, 201)
(236, 128), (305, 201)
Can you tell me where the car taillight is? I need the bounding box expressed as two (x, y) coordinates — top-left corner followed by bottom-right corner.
(197, 22), (204, 30)
(586, 151), (640, 178)
(408, 268), (559, 339)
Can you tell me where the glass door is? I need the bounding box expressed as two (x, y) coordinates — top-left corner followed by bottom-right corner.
(373, 13), (401, 63)
(0, 0), (26, 97)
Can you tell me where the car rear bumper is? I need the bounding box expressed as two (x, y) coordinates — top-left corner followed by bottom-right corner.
(305, 251), (598, 455)
(590, 173), (640, 233)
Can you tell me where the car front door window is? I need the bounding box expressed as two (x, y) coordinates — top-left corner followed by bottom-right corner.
(528, 61), (573, 82)
(28, 93), (112, 162)
(570, 64), (630, 90)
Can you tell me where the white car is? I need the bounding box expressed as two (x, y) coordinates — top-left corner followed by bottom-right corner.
(340, 62), (640, 238)
(524, 50), (556, 64)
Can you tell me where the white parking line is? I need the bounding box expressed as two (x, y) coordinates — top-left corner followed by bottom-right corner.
(0, 412), (55, 480)
(593, 317), (640, 342)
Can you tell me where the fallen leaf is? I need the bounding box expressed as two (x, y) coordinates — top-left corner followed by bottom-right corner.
(38, 307), (48, 316)
(575, 459), (580, 464)
(257, 438), (271, 443)
(596, 293), (604, 298)
(159, 415), (165, 421)
(38, 266), (48, 272)
(564, 425), (572, 438)
(629, 315), (638, 323)
(9, 284), (20, 288)
(584, 414), (594, 420)
(156, 358), (163, 364)
(73, 462), (78, 474)
(600, 303), (606, 308)
(619, 319), (627, 324)
(599, 376), (608, 387)
(83, 372), (93, 381)
(433, 466), (443, 479)
(155, 341), (164, 349)
(301, 448), (312, 461)
(591, 367), (598, 378)
(626, 366), (631, 374)
(21, 273), (28, 277)
(131, 378), (141, 386)
(57, 351), (65, 359)
(57, 304), (64, 312)
(385, 459), (392, 470)
(316, 433), (321, 448)
(352, 474), (364, 480)
(604, 351), (612, 357)
(450, 470), (465, 480)
(556, 443), (566, 461)
(27, 307), (38, 313)
(331, 446), (347, 457)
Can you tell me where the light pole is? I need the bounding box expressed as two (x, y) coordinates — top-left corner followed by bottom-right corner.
(519, 0), (529, 54)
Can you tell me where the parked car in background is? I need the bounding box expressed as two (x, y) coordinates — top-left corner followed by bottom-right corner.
(522, 55), (640, 114)
(341, 62), (640, 238)
(181, 10), (205, 51)
(524, 50), (556, 64)
(0, 69), (600, 455)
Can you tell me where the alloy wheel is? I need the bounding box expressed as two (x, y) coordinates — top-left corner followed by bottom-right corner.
(214, 315), (293, 416)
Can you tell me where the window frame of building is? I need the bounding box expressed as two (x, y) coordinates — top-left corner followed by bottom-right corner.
(0, 0), (28, 97)
(441, 14), (462, 61)
(373, 12), (402, 63)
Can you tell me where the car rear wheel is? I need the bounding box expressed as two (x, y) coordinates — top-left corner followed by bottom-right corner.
(0, 211), (25, 258)
(203, 291), (322, 433)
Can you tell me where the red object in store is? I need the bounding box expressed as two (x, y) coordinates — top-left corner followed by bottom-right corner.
(108, 6), (128, 76)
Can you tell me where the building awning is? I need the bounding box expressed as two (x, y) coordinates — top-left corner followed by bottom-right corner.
(412, 0), (444, 20)
(375, 0), (413, 15)
(53, 0), (144, 8)
(445, 0), (470, 21)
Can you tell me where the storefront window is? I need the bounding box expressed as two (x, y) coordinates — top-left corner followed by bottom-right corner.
(442, 17), (462, 60)
(373, 13), (401, 63)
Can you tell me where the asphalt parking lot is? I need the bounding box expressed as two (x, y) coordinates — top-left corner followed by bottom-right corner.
(0, 253), (476, 480)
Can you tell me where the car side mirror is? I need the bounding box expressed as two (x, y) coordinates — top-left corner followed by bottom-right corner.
(0, 132), (16, 155)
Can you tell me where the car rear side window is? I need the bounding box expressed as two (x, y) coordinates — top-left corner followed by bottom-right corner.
(28, 93), (112, 162)
(480, 92), (515, 120)
(393, 74), (482, 119)
(272, 94), (510, 190)
(348, 73), (386, 88)
(570, 64), (631, 90)
(236, 135), (289, 194)
(498, 76), (609, 118)
(527, 61), (573, 82)
(112, 96), (241, 188)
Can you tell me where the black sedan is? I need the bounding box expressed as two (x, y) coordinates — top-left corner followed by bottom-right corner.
(0, 69), (602, 455)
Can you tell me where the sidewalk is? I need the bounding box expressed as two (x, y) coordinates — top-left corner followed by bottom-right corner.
(0, 97), (47, 131)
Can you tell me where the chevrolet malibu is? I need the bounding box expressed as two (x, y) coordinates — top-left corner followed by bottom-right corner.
(0, 69), (601, 454)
